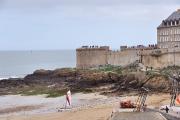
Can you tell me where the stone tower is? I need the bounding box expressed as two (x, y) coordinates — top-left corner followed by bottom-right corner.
(76, 46), (109, 69)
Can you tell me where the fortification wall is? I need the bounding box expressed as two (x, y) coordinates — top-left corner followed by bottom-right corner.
(141, 48), (180, 69)
(76, 47), (108, 69)
(76, 46), (141, 69)
(76, 46), (180, 69)
(107, 49), (140, 66)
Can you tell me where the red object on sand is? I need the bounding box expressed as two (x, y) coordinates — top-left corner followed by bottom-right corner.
(120, 100), (135, 108)
(176, 94), (180, 104)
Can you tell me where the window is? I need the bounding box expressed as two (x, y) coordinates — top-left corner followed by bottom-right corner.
(177, 20), (179, 25)
(172, 21), (175, 25)
(168, 21), (171, 26)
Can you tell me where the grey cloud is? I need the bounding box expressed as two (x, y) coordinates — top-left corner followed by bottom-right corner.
(57, 0), (180, 6)
(2, 0), (180, 9)
(0, 0), (179, 24)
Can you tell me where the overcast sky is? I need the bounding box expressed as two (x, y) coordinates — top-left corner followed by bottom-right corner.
(0, 0), (180, 50)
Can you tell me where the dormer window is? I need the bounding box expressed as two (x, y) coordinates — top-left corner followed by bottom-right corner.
(168, 21), (171, 26)
(164, 22), (167, 26)
(172, 21), (175, 25)
(177, 20), (179, 25)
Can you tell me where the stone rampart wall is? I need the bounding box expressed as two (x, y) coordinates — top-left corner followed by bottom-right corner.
(76, 48), (108, 69)
(76, 46), (180, 69)
(107, 50), (139, 66)
(142, 48), (180, 69)
(76, 48), (139, 68)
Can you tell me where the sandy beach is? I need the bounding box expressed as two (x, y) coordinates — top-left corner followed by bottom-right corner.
(0, 93), (172, 120)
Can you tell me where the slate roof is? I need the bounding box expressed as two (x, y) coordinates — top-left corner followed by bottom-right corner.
(158, 9), (180, 28)
(165, 9), (180, 21)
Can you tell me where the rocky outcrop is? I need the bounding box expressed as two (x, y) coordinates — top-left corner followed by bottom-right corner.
(0, 68), (171, 95)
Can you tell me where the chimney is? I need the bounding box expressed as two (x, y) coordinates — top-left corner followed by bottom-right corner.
(177, 9), (180, 12)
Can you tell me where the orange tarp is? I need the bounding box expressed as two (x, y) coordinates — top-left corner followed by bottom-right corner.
(176, 94), (180, 104)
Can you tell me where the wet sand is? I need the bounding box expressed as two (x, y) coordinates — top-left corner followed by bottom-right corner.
(0, 93), (173, 120)
(1, 105), (113, 120)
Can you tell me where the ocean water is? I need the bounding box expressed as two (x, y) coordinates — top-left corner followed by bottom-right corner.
(0, 50), (76, 79)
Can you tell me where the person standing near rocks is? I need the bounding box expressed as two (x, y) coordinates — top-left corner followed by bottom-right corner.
(165, 106), (169, 113)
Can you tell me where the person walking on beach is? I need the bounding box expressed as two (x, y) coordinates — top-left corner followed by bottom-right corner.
(165, 106), (169, 113)
(65, 90), (72, 109)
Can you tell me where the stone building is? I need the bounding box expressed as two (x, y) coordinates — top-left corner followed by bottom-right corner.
(157, 9), (180, 48)
(76, 9), (180, 69)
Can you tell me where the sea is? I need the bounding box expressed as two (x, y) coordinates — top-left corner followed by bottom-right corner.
(0, 50), (76, 80)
